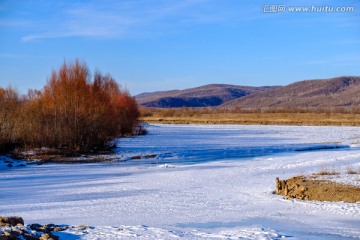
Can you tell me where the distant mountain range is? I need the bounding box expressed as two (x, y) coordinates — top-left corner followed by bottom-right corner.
(135, 76), (360, 109)
(135, 84), (279, 107)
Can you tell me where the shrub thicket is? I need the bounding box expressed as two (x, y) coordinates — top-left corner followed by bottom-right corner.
(0, 59), (140, 152)
(0, 87), (21, 152)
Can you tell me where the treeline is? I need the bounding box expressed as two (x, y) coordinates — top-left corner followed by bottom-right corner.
(0, 59), (141, 153)
(140, 106), (360, 118)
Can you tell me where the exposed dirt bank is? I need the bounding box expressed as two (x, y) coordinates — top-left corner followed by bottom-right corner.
(1, 148), (159, 167)
(276, 176), (360, 203)
(10, 148), (117, 164)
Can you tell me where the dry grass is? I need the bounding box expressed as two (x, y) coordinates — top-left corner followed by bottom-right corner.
(312, 165), (340, 176)
(310, 165), (360, 177)
(316, 170), (339, 176)
(347, 169), (358, 174)
(346, 166), (360, 175)
(141, 112), (360, 126)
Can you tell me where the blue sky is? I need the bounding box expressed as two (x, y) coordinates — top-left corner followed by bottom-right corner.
(0, 0), (359, 95)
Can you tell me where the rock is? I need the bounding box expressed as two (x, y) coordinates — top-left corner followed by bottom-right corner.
(30, 223), (42, 231)
(46, 224), (55, 228)
(38, 225), (51, 233)
(0, 218), (73, 240)
(0, 232), (16, 240)
(77, 225), (90, 230)
(23, 232), (39, 240)
(8, 217), (24, 226)
(10, 229), (23, 236)
(40, 233), (59, 240)
(40, 233), (50, 240)
(0, 216), (24, 226)
(0, 216), (8, 223)
(53, 226), (67, 232)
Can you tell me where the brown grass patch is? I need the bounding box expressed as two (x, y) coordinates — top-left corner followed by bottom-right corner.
(313, 165), (339, 176)
(345, 165), (360, 175)
(141, 112), (360, 126)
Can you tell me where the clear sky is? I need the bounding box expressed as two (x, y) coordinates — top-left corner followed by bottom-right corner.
(0, 0), (359, 95)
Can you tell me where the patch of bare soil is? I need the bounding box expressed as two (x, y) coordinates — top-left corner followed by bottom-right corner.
(276, 176), (360, 203)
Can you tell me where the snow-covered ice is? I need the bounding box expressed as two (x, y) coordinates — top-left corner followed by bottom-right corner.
(1, 124), (360, 239)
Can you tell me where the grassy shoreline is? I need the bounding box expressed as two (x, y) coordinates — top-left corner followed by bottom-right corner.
(141, 112), (360, 126)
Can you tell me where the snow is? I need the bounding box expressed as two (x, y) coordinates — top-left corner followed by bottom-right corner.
(0, 155), (27, 170)
(311, 170), (360, 188)
(51, 225), (291, 239)
(1, 124), (360, 239)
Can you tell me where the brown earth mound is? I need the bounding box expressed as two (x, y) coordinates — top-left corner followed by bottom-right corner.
(276, 176), (360, 203)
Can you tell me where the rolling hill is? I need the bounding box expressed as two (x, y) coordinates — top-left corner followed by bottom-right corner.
(136, 84), (278, 108)
(222, 76), (360, 109)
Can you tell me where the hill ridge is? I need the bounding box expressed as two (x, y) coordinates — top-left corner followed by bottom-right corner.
(136, 76), (360, 109)
(136, 83), (278, 108)
(222, 76), (360, 109)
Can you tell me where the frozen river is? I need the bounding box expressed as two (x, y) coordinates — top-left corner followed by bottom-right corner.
(1, 124), (360, 239)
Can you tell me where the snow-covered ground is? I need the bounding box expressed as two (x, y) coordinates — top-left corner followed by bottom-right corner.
(1, 124), (360, 239)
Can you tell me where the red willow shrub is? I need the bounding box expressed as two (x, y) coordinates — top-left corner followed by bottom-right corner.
(0, 87), (21, 152)
(0, 59), (140, 152)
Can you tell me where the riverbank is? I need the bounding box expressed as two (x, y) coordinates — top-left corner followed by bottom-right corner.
(1, 149), (160, 169)
(141, 112), (360, 126)
(11, 148), (117, 164)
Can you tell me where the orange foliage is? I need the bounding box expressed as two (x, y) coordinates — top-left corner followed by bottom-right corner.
(0, 87), (21, 151)
(0, 59), (140, 152)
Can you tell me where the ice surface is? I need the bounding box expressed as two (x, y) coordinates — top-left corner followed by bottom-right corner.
(1, 124), (360, 239)
(0, 155), (27, 170)
(51, 225), (293, 239)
